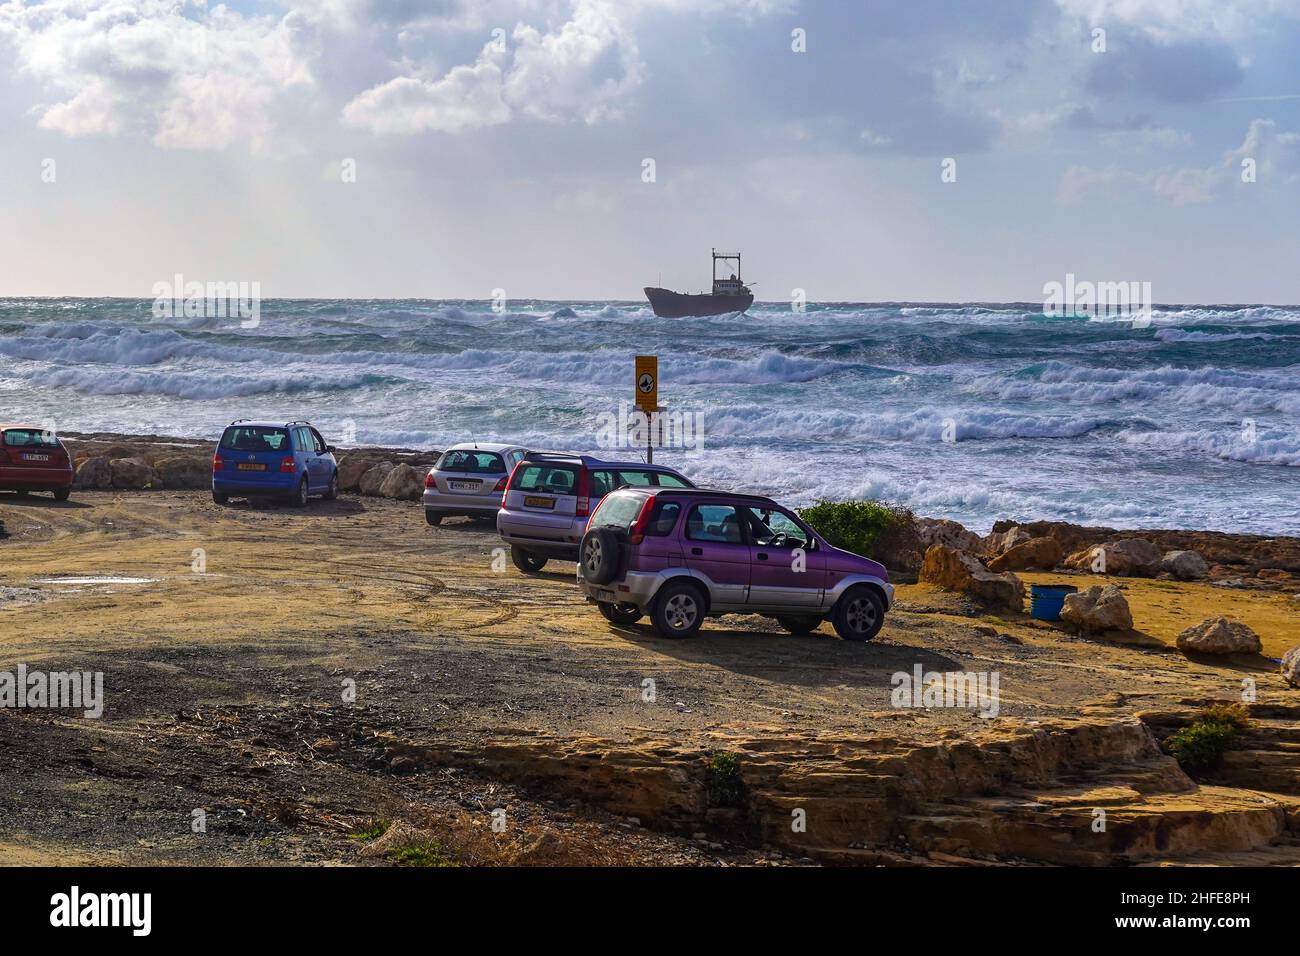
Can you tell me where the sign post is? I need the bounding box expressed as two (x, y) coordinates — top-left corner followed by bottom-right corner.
(635, 355), (658, 464)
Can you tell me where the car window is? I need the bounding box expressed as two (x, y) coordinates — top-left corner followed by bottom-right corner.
(647, 499), (681, 536)
(310, 428), (328, 453)
(655, 472), (690, 488)
(513, 464), (577, 494)
(617, 470), (655, 487)
(2, 428), (59, 448)
(439, 450), (506, 474)
(589, 469), (616, 497)
(221, 426), (290, 453)
(745, 507), (808, 548)
(685, 504), (746, 544)
(589, 492), (644, 530)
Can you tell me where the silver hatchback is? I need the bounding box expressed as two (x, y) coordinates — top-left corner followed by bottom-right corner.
(423, 442), (528, 526)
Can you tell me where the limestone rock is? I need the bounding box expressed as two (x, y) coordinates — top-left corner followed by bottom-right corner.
(983, 526), (1031, 557)
(1060, 585), (1133, 633)
(73, 455), (113, 490)
(357, 461), (395, 496)
(988, 536), (1064, 573)
(153, 455), (210, 490)
(1160, 550), (1208, 581)
(337, 457), (377, 493)
(1066, 538), (1162, 577)
(1175, 617), (1262, 656)
(1281, 647), (1300, 688)
(109, 457), (160, 490)
(379, 463), (424, 501)
(919, 544), (1024, 612)
(914, 518), (984, 554)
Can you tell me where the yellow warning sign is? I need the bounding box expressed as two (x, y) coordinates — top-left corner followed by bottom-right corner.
(635, 355), (657, 412)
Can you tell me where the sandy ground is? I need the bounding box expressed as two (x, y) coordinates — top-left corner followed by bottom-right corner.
(0, 489), (1296, 865)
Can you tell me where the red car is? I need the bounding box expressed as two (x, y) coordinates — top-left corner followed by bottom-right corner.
(0, 425), (74, 500)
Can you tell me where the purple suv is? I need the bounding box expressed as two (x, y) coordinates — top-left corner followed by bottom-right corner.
(576, 487), (894, 640)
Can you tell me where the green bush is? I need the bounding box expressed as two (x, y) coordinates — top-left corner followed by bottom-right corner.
(1163, 704), (1249, 774)
(798, 499), (917, 567)
(704, 751), (746, 808)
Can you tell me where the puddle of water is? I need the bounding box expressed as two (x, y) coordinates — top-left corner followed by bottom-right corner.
(30, 576), (158, 585)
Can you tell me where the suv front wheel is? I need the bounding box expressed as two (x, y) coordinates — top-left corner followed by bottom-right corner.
(832, 587), (885, 642)
(651, 581), (705, 638)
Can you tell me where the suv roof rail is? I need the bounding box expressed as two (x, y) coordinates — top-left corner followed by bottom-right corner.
(228, 418), (250, 425)
(284, 420), (311, 427)
(654, 487), (778, 502)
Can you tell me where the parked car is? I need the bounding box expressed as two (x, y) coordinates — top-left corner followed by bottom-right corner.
(423, 442), (528, 525)
(576, 487), (893, 640)
(212, 420), (338, 506)
(0, 424), (74, 500)
(496, 453), (695, 572)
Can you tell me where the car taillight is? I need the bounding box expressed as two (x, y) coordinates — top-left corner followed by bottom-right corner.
(212, 453), (223, 472)
(502, 461), (522, 506)
(575, 468), (592, 517)
(493, 476), (507, 493)
(628, 496), (656, 545)
(280, 456), (296, 473)
(424, 470), (436, 488)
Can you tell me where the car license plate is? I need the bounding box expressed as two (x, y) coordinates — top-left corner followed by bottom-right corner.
(595, 588), (616, 603)
(524, 496), (555, 509)
(450, 480), (480, 492)
(237, 463), (266, 471)
(22, 453), (49, 461)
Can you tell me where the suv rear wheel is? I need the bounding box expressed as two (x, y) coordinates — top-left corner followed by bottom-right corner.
(510, 546), (547, 573)
(425, 510), (442, 526)
(832, 587), (885, 642)
(290, 476), (309, 508)
(777, 615), (822, 635)
(598, 602), (643, 625)
(651, 581), (705, 638)
(580, 529), (621, 584)
(212, 490), (229, 505)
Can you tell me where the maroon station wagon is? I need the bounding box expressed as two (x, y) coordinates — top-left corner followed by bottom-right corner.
(0, 425), (74, 500)
(576, 487), (893, 640)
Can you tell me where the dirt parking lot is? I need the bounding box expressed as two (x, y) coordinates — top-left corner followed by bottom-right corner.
(1, 490), (1297, 865)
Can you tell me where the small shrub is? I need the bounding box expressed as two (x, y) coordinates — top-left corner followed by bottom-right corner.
(348, 818), (390, 841)
(1163, 705), (1249, 774)
(390, 842), (458, 867)
(705, 751), (746, 808)
(798, 499), (918, 569)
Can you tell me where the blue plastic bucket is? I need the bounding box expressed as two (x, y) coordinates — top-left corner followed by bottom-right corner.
(1030, 584), (1077, 622)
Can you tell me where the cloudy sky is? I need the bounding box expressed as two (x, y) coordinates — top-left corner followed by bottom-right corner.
(2, 0), (1299, 301)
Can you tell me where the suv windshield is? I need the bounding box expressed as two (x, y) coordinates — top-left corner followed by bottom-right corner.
(513, 463), (577, 494)
(221, 426), (292, 453)
(3, 428), (60, 448)
(439, 450), (506, 474)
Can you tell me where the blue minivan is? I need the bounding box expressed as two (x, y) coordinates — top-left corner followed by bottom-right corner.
(212, 420), (339, 506)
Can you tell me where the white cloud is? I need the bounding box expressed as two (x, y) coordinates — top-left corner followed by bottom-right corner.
(0, 0), (317, 149)
(1059, 118), (1296, 204)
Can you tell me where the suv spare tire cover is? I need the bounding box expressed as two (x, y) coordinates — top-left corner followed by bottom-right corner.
(581, 528), (622, 585)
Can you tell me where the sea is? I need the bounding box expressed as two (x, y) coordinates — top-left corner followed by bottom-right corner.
(1, 298), (1297, 535)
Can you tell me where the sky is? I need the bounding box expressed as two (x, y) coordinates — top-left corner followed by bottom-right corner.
(1, 0), (1299, 302)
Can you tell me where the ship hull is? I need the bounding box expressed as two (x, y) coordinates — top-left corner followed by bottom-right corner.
(643, 287), (754, 318)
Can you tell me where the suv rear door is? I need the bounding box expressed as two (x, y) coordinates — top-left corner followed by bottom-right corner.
(503, 461), (580, 530)
(220, 426), (293, 486)
(0, 428), (69, 482)
(682, 502), (750, 608)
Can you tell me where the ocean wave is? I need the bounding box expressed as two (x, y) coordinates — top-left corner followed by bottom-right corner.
(1116, 426), (1300, 467)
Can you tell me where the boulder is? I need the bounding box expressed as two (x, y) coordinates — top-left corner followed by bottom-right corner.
(109, 457), (160, 490)
(73, 455), (113, 490)
(153, 455), (210, 490)
(919, 544), (1024, 613)
(914, 518), (984, 554)
(357, 461), (395, 496)
(1060, 585), (1133, 633)
(1175, 617), (1262, 656)
(983, 526), (1031, 557)
(988, 536), (1064, 573)
(1282, 647), (1300, 688)
(1160, 550), (1208, 581)
(1065, 538), (1162, 577)
(378, 463), (424, 501)
(336, 457), (377, 493)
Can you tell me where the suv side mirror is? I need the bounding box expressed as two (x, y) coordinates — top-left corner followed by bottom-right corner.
(325, 445), (336, 453)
